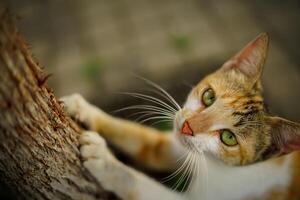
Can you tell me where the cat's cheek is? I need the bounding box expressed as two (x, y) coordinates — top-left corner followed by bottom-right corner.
(219, 145), (242, 165)
(194, 134), (220, 153)
(206, 136), (221, 154)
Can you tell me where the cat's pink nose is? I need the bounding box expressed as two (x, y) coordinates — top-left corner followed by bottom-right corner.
(181, 121), (194, 136)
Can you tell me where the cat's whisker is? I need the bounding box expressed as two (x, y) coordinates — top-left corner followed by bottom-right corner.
(185, 142), (208, 199)
(134, 113), (158, 123)
(137, 110), (174, 118)
(114, 104), (175, 124)
(199, 152), (208, 200)
(129, 112), (151, 121)
(187, 154), (200, 194)
(115, 77), (180, 129)
(139, 116), (173, 124)
(129, 112), (171, 121)
(119, 92), (177, 113)
(130, 111), (174, 121)
(172, 152), (194, 192)
(164, 153), (191, 186)
(133, 75), (181, 110)
(162, 152), (191, 183)
(191, 152), (200, 191)
(176, 151), (190, 163)
(179, 157), (193, 193)
(114, 104), (175, 116)
(150, 120), (173, 127)
(163, 150), (197, 193)
(181, 152), (196, 193)
(135, 116), (173, 125)
(188, 153), (199, 194)
(128, 104), (175, 114)
(147, 88), (181, 111)
(172, 158), (192, 191)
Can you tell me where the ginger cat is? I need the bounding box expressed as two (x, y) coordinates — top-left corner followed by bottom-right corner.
(62, 33), (300, 200)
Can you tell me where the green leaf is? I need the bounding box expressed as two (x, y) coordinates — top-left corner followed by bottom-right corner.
(81, 58), (105, 81)
(171, 34), (192, 52)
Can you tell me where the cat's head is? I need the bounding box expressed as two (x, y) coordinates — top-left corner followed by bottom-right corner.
(175, 33), (300, 165)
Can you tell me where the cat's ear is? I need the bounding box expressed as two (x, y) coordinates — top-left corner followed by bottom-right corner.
(262, 117), (300, 159)
(221, 33), (269, 82)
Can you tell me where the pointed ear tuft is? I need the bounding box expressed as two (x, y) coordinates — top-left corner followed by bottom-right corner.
(263, 117), (300, 159)
(221, 33), (269, 80)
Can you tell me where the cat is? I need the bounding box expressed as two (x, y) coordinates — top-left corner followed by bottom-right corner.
(61, 33), (300, 200)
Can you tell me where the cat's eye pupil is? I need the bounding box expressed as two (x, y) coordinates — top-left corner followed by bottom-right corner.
(202, 88), (215, 107)
(220, 130), (238, 146)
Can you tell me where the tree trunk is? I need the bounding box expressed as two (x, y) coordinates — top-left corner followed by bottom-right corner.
(0, 11), (119, 200)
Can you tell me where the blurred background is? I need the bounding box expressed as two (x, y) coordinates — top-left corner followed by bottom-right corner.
(3, 0), (300, 120)
(1, 0), (300, 198)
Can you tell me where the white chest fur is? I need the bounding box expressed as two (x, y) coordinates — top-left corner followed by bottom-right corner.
(187, 154), (292, 200)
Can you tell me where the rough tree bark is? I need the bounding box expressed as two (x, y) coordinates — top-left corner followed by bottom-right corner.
(0, 12), (119, 200)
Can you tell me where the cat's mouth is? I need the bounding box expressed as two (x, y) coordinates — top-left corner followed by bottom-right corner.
(174, 119), (208, 153)
(174, 125), (198, 152)
(176, 132), (206, 154)
(177, 133), (192, 148)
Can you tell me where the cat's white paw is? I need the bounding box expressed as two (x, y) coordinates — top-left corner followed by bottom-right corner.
(60, 93), (86, 116)
(80, 131), (113, 161)
(60, 93), (95, 128)
(79, 131), (117, 182)
(61, 93), (108, 129)
(79, 131), (137, 199)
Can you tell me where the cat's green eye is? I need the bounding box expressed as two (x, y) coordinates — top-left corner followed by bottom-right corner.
(202, 88), (215, 107)
(220, 130), (238, 146)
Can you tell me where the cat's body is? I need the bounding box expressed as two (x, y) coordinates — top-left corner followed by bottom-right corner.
(62, 33), (300, 200)
(201, 152), (297, 200)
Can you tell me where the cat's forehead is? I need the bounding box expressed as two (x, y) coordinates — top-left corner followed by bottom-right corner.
(195, 70), (251, 97)
(191, 70), (265, 128)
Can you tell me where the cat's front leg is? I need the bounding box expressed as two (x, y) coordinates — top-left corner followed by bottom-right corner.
(79, 131), (138, 199)
(61, 93), (183, 172)
(79, 131), (182, 200)
(60, 93), (106, 129)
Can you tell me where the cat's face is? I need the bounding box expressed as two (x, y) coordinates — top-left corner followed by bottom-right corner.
(175, 33), (300, 166)
(176, 69), (268, 165)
